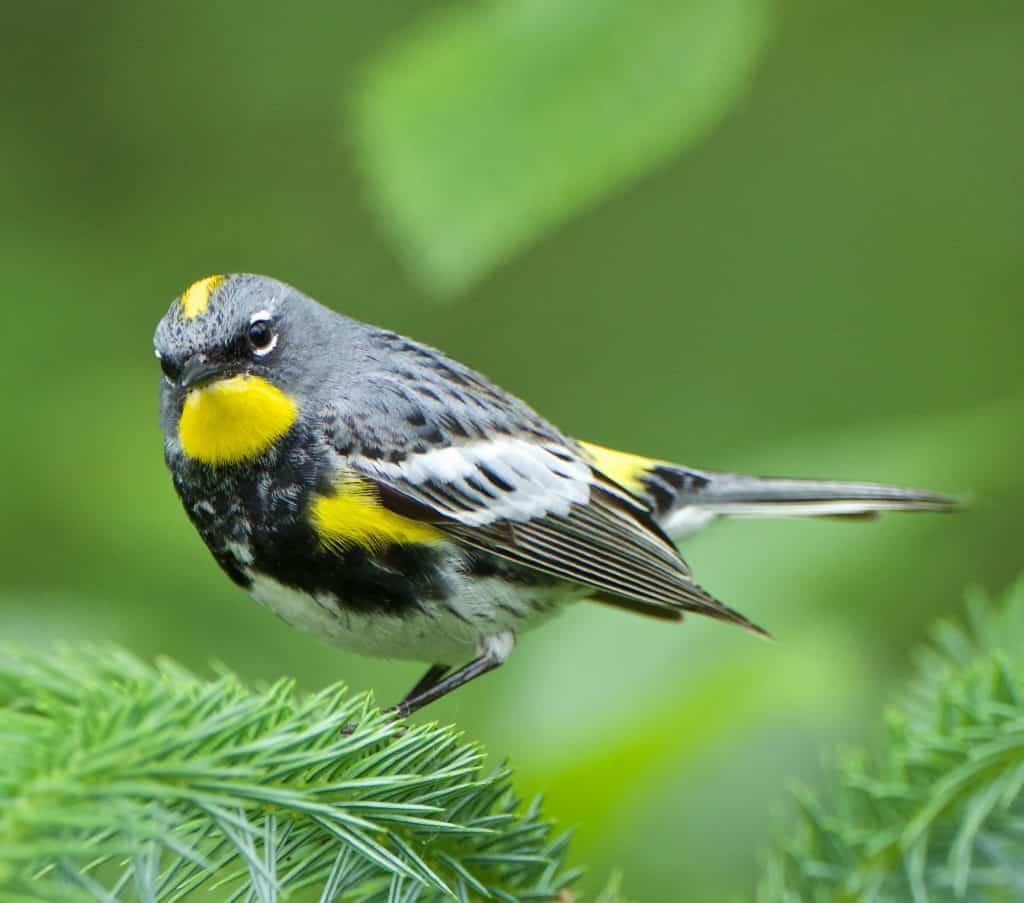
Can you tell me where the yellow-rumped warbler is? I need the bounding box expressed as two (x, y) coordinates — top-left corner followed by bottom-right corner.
(155, 274), (955, 716)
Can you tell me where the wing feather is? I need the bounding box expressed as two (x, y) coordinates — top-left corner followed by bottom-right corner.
(345, 437), (766, 634)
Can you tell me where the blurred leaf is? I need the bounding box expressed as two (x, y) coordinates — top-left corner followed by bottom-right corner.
(353, 0), (771, 295)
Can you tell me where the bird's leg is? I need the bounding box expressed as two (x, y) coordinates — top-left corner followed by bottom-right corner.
(401, 663), (450, 704)
(390, 631), (514, 719)
(391, 656), (500, 718)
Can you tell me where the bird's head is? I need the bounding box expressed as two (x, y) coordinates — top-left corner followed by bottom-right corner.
(153, 274), (322, 467)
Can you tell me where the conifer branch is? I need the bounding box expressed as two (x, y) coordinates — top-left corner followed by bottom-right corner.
(759, 579), (1024, 902)
(0, 647), (579, 901)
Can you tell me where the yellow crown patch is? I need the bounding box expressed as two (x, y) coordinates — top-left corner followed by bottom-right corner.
(180, 275), (226, 320)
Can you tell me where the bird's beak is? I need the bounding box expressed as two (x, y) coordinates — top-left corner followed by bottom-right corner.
(180, 354), (231, 390)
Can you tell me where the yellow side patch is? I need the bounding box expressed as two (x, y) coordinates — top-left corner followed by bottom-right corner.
(179, 375), (297, 465)
(180, 274), (226, 320)
(578, 441), (662, 491)
(310, 476), (444, 553)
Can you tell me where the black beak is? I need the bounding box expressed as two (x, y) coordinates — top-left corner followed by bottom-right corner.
(180, 354), (230, 390)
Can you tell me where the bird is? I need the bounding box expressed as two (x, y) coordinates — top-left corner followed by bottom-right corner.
(154, 274), (956, 717)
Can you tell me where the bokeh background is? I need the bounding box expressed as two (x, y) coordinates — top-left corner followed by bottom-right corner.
(2, 0), (1022, 899)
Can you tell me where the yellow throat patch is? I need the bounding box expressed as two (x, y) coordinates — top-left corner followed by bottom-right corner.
(179, 375), (298, 465)
(578, 441), (662, 492)
(310, 476), (444, 553)
(180, 275), (226, 320)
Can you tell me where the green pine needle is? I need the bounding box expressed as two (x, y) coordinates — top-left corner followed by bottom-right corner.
(758, 578), (1024, 903)
(0, 647), (578, 901)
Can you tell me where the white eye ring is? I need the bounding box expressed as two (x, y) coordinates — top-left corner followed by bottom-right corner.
(248, 310), (278, 356)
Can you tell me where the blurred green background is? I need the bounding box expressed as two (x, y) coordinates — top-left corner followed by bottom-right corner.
(2, 0), (1022, 899)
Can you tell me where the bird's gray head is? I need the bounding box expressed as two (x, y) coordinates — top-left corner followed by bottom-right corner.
(153, 273), (342, 467)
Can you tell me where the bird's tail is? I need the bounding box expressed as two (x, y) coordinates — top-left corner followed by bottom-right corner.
(650, 466), (958, 539)
(577, 441), (958, 540)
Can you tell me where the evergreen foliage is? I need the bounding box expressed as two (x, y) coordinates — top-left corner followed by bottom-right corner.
(0, 648), (578, 902)
(760, 580), (1024, 902)
(9, 581), (1024, 902)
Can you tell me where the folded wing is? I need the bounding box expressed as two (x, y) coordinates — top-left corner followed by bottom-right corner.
(346, 435), (766, 634)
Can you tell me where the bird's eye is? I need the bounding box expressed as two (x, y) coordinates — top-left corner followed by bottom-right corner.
(248, 319), (275, 353)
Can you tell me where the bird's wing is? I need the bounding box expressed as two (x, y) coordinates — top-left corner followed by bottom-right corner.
(340, 421), (764, 633)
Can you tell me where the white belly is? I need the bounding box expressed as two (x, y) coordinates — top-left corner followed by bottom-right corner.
(246, 570), (573, 664)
